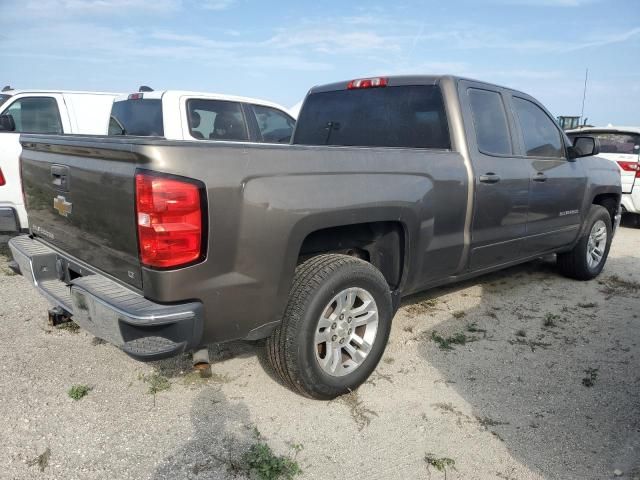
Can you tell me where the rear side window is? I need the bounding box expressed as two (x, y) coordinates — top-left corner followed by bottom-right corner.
(109, 99), (164, 136)
(0, 94), (11, 108)
(293, 85), (450, 149)
(187, 99), (248, 141)
(468, 89), (512, 155)
(512, 97), (563, 158)
(251, 105), (295, 143)
(4, 97), (62, 134)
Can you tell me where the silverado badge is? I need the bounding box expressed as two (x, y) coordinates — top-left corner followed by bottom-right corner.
(53, 195), (72, 217)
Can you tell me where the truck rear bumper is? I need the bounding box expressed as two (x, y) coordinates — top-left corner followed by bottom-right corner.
(8, 235), (203, 361)
(0, 207), (20, 233)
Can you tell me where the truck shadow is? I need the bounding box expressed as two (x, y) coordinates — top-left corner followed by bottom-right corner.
(152, 387), (254, 479)
(406, 255), (640, 479)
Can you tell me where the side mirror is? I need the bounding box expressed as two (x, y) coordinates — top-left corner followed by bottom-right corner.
(568, 136), (599, 160)
(0, 114), (16, 132)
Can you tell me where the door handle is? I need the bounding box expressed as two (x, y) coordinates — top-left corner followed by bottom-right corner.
(533, 172), (548, 182)
(479, 173), (501, 184)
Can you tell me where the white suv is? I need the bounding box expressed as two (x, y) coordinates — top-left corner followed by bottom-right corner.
(567, 126), (640, 225)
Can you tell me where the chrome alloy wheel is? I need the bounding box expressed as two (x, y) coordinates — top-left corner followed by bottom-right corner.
(586, 219), (607, 269)
(314, 287), (379, 377)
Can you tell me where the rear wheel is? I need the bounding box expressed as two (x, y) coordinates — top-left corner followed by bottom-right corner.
(557, 205), (612, 280)
(266, 254), (392, 399)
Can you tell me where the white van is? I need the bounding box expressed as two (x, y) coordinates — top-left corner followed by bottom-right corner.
(0, 88), (119, 232)
(567, 126), (640, 224)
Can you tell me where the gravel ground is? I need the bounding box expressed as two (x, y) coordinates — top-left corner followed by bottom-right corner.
(0, 228), (638, 480)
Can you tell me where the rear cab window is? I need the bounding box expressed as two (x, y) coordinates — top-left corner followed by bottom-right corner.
(293, 84), (450, 149)
(109, 96), (164, 136)
(186, 99), (248, 141)
(568, 131), (640, 156)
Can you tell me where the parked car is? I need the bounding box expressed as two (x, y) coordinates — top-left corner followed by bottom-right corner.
(0, 88), (119, 232)
(108, 88), (296, 143)
(9, 75), (621, 399)
(567, 126), (639, 226)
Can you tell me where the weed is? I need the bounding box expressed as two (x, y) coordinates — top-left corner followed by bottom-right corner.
(56, 321), (80, 333)
(141, 373), (170, 405)
(405, 298), (439, 316)
(183, 370), (233, 387)
(476, 415), (509, 429)
(509, 338), (551, 352)
(466, 322), (487, 334)
(452, 311), (466, 319)
(543, 313), (560, 328)
(431, 331), (468, 350)
(582, 367), (598, 387)
(339, 390), (378, 430)
(403, 325), (415, 333)
(515, 329), (527, 337)
(242, 442), (301, 480)
(27, 447), (51, 472)
(383, 356), (395, 365)
(424, 454), (456, 479)
(68, 384), (91, 400)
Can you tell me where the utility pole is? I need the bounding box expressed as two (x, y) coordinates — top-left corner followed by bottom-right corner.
(580, 68), (588, 126)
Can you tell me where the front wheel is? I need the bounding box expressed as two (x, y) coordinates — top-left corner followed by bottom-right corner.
(266, 254), (392, 399)
(557, 205), (612, 280)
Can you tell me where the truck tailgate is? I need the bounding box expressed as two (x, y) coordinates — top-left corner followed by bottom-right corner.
(20, 136), (143, 289)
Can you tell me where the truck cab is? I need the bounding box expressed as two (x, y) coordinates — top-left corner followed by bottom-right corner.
(0, 88), (119, 232)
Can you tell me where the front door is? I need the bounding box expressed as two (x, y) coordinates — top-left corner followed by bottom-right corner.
(507, 94), (587, 254)
(460, 81), (530, 271)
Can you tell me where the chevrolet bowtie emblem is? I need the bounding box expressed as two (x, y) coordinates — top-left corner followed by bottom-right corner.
(53, 195), (72, 217)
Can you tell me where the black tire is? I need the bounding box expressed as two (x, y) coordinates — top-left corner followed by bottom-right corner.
(266, 254), (392, 399)
(557, 205), (612, 280)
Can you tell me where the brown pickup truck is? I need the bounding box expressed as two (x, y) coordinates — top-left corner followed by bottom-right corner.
(9, 75), (621, 399)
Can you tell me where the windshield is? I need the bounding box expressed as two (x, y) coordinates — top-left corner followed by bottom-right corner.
(293, 85), (450, 149)
(0, 94), (11, 108)
(109, 98), (164, 136)
(570, 131), (640, 155)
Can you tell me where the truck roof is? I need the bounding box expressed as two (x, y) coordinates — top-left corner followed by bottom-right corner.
(566, 126), (640, 135)
(114, 90), (292, 114)
(308, 74), (523, 95)
(1, 89), (120, 96)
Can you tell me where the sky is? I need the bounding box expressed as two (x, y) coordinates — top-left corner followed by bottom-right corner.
(0, 0), (638, 125)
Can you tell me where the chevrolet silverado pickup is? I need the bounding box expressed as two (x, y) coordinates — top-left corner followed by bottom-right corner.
(9, 75), (621, 399)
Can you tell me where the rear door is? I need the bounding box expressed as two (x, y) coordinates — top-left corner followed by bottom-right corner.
(460, 81), (530, 270)
(508, 94), (586, 254)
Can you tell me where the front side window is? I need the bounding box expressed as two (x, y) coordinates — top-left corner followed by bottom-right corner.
(4, 97), (62, 134)
(468, 88), (512, 155)
(187, 99), (248, 141)
(512, 97), (563, 158)
(293, 85), (450, 149)
(251, 105), (295, 143)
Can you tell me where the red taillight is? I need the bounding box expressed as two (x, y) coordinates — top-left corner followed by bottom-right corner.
(347, 77), (388, 89)
(0, 168), (5, 186)
(128, 93), (143, 100)
(617, 161), (640, 178)
(135, 171), (204, 269)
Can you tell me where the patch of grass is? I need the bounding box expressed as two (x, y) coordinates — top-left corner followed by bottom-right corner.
(383, 356), (395, 365)
(475, 415), (509, 429)
(67, 384), (91, 400)
(543, 313), (560, 328)
(404, 298), (439, 316)
(424, 454), (456, 479)
(241, 442), (301, 480)
(182, 370), (233, 387)
(509, 338), (552, 352)
(582, 367), (598, 387)
(403, 325), (415, 333)
(56, 321), (80, 333)
(27, 447), (51, 472)
(452, 311), (466, 319)
(338, 390), (378, 431)
(515, 329), (527, 338)
(431, 331), (468, 350)
(599, 275), (640, 298)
